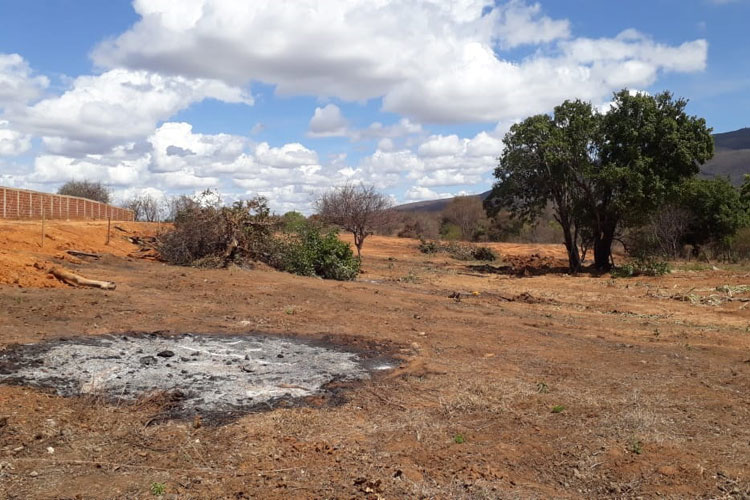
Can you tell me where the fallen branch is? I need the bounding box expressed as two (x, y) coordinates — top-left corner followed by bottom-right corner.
(66, 250), (100, 259)
(49, 266), (116, 290)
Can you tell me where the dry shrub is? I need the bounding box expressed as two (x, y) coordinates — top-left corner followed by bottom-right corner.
(418, 239), (497, 261)
(727, 227), (750, 261)
(440, 196), (488, 241)
(397, 212), (441, 239)
(157, 195), (274, 267)
(156, 192), (359, 280)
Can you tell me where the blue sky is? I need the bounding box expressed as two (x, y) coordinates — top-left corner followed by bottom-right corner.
(0, 0), (747, 212)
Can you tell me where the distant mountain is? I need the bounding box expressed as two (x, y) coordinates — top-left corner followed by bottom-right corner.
(394, 191), (491, 213)
(395, 128), (750, 213)
(713, 128), (750, 151)
(702, 128), (750, 184)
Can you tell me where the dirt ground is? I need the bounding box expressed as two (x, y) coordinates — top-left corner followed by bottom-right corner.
(0, 220), (749, 499)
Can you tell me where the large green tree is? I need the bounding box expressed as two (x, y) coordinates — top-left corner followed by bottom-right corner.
(485, 100), (597, 272)
(486, 90), (714, 272)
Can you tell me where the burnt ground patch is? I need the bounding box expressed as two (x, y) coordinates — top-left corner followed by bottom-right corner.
(0, 331), (398, 424)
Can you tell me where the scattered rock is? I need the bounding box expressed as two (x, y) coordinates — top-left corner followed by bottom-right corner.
(157, 350), (175, 358)
(139, 356), (158, 366)
(29, 470), (38, 477)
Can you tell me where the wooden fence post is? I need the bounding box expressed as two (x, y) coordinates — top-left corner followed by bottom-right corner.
(41, 206), (45, 248)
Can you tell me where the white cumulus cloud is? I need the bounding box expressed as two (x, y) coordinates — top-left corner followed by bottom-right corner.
(0, 120), (31, 156)
(91, 0), (707, 124)
(9, 68), (252, 155)
(308, 104), (348, 137)
(0, 53), (49, 109)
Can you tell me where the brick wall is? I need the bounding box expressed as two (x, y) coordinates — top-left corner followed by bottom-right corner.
(0, 187), (134, 221)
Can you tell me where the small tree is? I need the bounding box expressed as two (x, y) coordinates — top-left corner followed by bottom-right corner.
(58, 180), (111, 204)
(124, 197), (144, 221)
(124, 193), (161, 222)
(315, 183), (392, 258)
(649, 205), (692, 259)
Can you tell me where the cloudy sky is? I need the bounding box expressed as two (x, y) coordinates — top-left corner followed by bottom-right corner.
(0, 0), (748, 213)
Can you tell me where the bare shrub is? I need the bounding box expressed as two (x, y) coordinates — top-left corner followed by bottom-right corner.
(123, 193), (162, 222)
(650, 205), (692, 259)
(418, 239), (497, 261)
(315, 183), (392, 258)
(397, 212), (440, 239)
(485, 210), (524, 242)
(727, 227), (750, 261)
(157, 191), (360, 280)
(441, 196), (488, 241)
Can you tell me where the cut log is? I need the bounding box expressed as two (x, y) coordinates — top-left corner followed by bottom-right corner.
(66, 250), (100, 259)
(49, 267), (116, 290)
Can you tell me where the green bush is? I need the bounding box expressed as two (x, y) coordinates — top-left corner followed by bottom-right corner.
(281, 211), (307, 233)
(418, 238), (440, 254)
(611, 258), (670, 278)
(439, 222), (462, 241)
(471, 245), (497, 261)
(281, 224), (360, 281)
(444, 242), (476, 260)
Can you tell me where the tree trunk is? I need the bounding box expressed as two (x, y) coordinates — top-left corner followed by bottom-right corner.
(562, 228), (582, 273)
(49, 267), (116, 289)
(558, 211), (581, 274)
(353, 232), (364, 259)
(593, 225), (616, 271)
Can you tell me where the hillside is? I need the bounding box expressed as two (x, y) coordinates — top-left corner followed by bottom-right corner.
(713, 127), (750, 151)
(702, 127), (750, 184)
(396, 128), (750, 213)
(394, 191), (491, 213)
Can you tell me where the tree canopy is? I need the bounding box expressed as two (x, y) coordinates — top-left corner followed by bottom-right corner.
(486, 90), (714, 272)
(57, 180), (111, 204)
(678, 177), (747, 248)
(315, 183), (392, 258)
